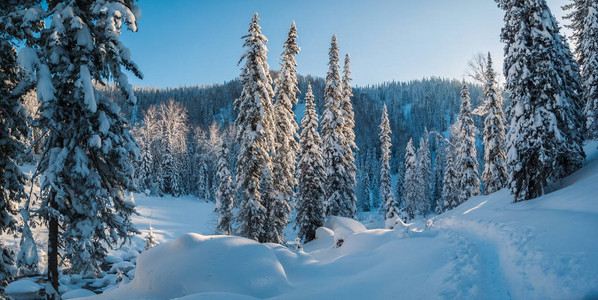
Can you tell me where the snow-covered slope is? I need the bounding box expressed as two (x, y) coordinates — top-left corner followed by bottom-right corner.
(87, 141), (598, 299)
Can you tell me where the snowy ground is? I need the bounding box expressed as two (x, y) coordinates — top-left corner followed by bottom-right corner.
(92, 141), (598, 299)
(3, 141), (598, 299)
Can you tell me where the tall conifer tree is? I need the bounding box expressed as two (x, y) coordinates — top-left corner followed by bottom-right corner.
(480, 53), (507, 194)
(296, 85), (326, 243)
(379, 105), (399, 224)
(442, 125), (460, 211)
(455, 83), (480, 204)
(416, 129), (431, 216)
(564, 0), (598, 137)
(322, 35), (356, 218)
(0, 0), (41, 285)
(403, 139), (418, 220)
(215, 142), (234, 235)
(269, 21), (300, 244)
(498, 0), (585, 201)
(235, 13), (275, 242)
(22, 0), (142, 293)
(340, 54), (358, 217)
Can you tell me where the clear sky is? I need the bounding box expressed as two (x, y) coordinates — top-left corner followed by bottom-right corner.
(121, 0), (570, 88)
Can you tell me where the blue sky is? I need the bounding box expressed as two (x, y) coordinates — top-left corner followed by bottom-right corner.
(122, 0), (570, 88)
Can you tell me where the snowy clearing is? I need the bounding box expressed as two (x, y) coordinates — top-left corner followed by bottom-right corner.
(82, 142), (598, 299)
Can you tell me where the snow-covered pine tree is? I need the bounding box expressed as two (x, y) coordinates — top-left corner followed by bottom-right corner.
(235, 13), (275, 242)
(564, 0), (598, 137)
(197, 159), (210, 200)
(379, 105), (400, 224)
(0, 244), (14, 288)
(20, 0), (142, 292)
(395, 164), (405, 216)
(161, 140), (183, 197)
(403, 138), (418, 220)
(455, 83), (480, 205)
(416, 129), (432, 216)
(135, 138), (153, 193)
(154, 139), (167, 195)
(322, 35), (357, 218)
(340, 53), (358, 215)
(268, 21), (301, 244)
(432, 137), (445, 214)
(296, 84), (326, 243)
(207, 121), (222, 201)
(0, 1), (37, 284)
(16, 209), (39, 276)
(139, 106), (161, 194)
(357, 170), (372, 212)
(144, 225), (158, 251)
(480, 53), (507, 194)
(366, 148), (380, 210)
(498, 0), (585, 201)
(215, 141), (234, 235)
(442, 125), (460, 211)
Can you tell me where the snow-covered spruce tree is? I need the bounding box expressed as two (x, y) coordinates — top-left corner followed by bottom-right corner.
(403, 138), (418, 220)
(138, 106), (161, 194)
(295, 84), (326, 243)
(416, 129), (432, 216)
(135, 137), (153, 193)
(357, 170), (372, 212)
(379, 105), (400, 225)
(21, 1), (142, 292)
(322, 35), (357, 218)
(366, 149), (380, 210)
(455, 83), (480, 205)
(143, 225), (158, 251)
(395, 165), (405, 216)
(0, 244), (14, 288)
(234, 13), (275, 242)
(268, 21), (300, 244)
(0, 1), (37, 284)
(564, 0), (598, 137)
(480, 53), (507, 194)
(207, 121), (222, 201)
(215, 141), (234, 235)
(498, 0), (585, 201)
(432, 137), (445, 214)
(442, 125), (460, 211)
(340, 53), (358, 214)
(161, 140), (183, 197)
(197, 159), (210, 200)
(17, 177), (40, 278)
(16, 214), (39, 276)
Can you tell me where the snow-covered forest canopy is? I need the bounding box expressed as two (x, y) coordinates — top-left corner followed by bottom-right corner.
(1, 0), (598, 299)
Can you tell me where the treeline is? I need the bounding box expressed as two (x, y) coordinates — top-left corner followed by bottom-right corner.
(119, 76), (485, 203)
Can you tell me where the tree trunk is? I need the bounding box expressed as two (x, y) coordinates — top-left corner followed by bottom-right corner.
(47, 191), (59, 300)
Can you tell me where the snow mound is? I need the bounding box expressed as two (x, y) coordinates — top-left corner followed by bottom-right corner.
(323, 216), (367, 246)
(5, 279), (40, 300)
(90, 233), (291, 299)
(324, 216), (367, 234)
(5, 279), (40, 294)
(62, 288), (96, 299)
(173, 291), (261, 300)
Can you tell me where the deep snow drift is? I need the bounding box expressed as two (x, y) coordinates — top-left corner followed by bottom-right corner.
(86, 142), (598, 299)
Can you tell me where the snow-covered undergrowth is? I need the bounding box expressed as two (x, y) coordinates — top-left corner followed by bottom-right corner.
(84, 141), (598, 299)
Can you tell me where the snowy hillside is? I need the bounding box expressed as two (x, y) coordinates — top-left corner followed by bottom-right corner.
(84, 141), (598, 300)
